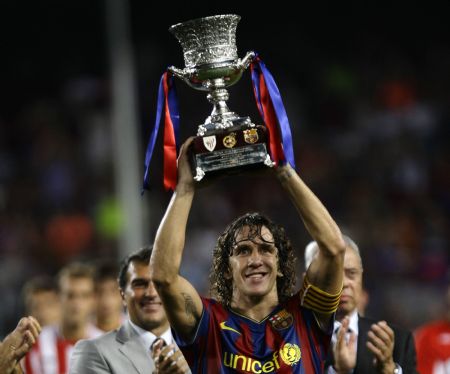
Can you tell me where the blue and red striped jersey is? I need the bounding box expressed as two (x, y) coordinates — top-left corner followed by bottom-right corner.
(173, 291), (332, 373)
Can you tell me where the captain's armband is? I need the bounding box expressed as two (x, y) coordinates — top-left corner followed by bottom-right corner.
(299, 276), (342, 314)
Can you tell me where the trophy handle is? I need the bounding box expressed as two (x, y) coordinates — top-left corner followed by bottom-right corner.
(235, 51), (256, 71)
(168, 65), (192, 83)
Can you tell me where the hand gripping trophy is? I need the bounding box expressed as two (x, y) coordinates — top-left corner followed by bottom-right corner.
(143, 14), (296, 191)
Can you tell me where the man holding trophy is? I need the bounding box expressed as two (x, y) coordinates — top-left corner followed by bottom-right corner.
(148, 15), (345, 373)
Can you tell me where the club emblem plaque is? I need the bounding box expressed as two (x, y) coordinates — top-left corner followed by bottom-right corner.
(168, 14), (274, 181)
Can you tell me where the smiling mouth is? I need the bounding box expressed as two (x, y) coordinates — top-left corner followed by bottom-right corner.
(245, 272), (268, 280)
(140, 300), (162, 310)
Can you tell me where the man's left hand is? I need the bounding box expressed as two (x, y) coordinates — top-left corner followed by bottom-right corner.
(366, 321), (397, 374)
(151, 340), (189, 374)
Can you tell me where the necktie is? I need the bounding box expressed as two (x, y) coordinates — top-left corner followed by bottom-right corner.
(150, 337), (167, 352)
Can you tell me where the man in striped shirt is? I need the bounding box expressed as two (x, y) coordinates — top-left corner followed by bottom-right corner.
(24, 263), (102, 374)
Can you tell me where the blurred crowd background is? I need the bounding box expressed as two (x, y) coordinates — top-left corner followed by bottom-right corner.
(0, 2), (449, 337)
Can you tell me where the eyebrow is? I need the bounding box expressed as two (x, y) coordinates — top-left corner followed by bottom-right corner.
(233, 242), (277, 252)
(232, 243), (251, 251)
(344, 267), (362, 272)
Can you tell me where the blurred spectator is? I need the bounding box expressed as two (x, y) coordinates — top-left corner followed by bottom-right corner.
(21, 276), (61, 328)
(45, 214), (94, 263)
(23, 263), (102, 374)
(92, 259), (124, 332)
(415, 283), (450, 374)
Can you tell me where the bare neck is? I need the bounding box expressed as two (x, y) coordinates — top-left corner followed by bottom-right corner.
(61, 321), (89, 341)
(230, 290), (279, 322)
(336, 308), (356, 322)
(149, 321), (170, 337)
(96, 315), (121, 332)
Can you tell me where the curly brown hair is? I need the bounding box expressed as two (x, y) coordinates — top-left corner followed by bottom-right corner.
(210, 212), (297, 307)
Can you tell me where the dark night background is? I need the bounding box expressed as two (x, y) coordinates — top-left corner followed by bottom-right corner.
(0, 1), (449, 336)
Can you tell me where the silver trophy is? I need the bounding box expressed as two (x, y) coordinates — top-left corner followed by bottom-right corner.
(168, 14), (274, 181)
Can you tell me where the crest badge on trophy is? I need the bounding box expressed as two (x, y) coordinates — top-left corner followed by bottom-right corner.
(143, 14), (296, 191)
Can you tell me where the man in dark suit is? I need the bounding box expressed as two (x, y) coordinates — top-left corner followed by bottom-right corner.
(305, 236), (418, 374)
(69, 246), (189, 374)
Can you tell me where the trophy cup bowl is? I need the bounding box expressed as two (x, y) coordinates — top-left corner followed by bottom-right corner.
(168, 14), (274, 181)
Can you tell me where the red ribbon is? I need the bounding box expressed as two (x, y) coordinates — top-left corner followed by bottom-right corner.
(258, 72), (284, 165)
(162, 73), (177, 191)
(251, 61), (284, 166)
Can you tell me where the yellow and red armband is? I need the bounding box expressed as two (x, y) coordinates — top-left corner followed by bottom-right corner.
(300, 276), (342, 314)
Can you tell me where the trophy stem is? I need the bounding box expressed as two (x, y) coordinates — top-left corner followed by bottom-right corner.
(208, 87), (231, 117)
(204, 78), (239, 130)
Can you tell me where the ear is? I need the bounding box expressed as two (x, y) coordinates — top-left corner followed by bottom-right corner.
(224, 267), (232, 280)
(224, 256), (234, 280)
(120, 289), (127, 307)
(277, 256), (283, 277)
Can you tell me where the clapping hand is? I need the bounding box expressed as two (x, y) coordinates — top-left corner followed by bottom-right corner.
(0, 316), (41, 374)
(367, 321), (396, 374)
(151, 339), (189, 374)
(333, 316), (357, 374)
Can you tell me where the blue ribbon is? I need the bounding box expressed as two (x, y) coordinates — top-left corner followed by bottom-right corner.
(142, 72), (180, 192)
(167, 76), (180, 151)
(251, 65), (264, 118)
(251, 55), (296, 169)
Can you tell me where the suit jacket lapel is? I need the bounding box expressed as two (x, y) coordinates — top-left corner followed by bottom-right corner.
(324, 332), (335, 370)
(116, 320), (155, 374)
(355, 316), (375, 374)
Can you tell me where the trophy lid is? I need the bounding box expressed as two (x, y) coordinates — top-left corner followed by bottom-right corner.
(169, 14), (241, 69)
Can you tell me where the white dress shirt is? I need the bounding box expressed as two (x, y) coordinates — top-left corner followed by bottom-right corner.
(129, 319), (173, 351)
(328, 311), (402, 374)
(332, 309), (359, 346)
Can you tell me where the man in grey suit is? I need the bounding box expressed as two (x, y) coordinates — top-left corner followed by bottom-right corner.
(69, 246), (189, 374)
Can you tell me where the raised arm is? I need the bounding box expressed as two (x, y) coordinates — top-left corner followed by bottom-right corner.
(150, 138), (203, 342)
(276, 164), (345, 325)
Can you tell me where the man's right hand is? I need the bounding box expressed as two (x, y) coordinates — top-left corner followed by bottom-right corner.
(367, 321), (396, 374)
(0, 316), (41, 374)
(176, 137), (195, 194)
(333, 316), (357, 374)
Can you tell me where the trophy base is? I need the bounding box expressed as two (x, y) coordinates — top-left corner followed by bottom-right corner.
(190, 125), (274, 181)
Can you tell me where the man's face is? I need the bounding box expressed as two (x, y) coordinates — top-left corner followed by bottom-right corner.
(59, 277), (95, 328)
(228, 225), (280, 301)
(121, 261), (169, 332)
(27, 291), (61, 327)
(96, 279), (123, 321)
(338, 247), (363, 316)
